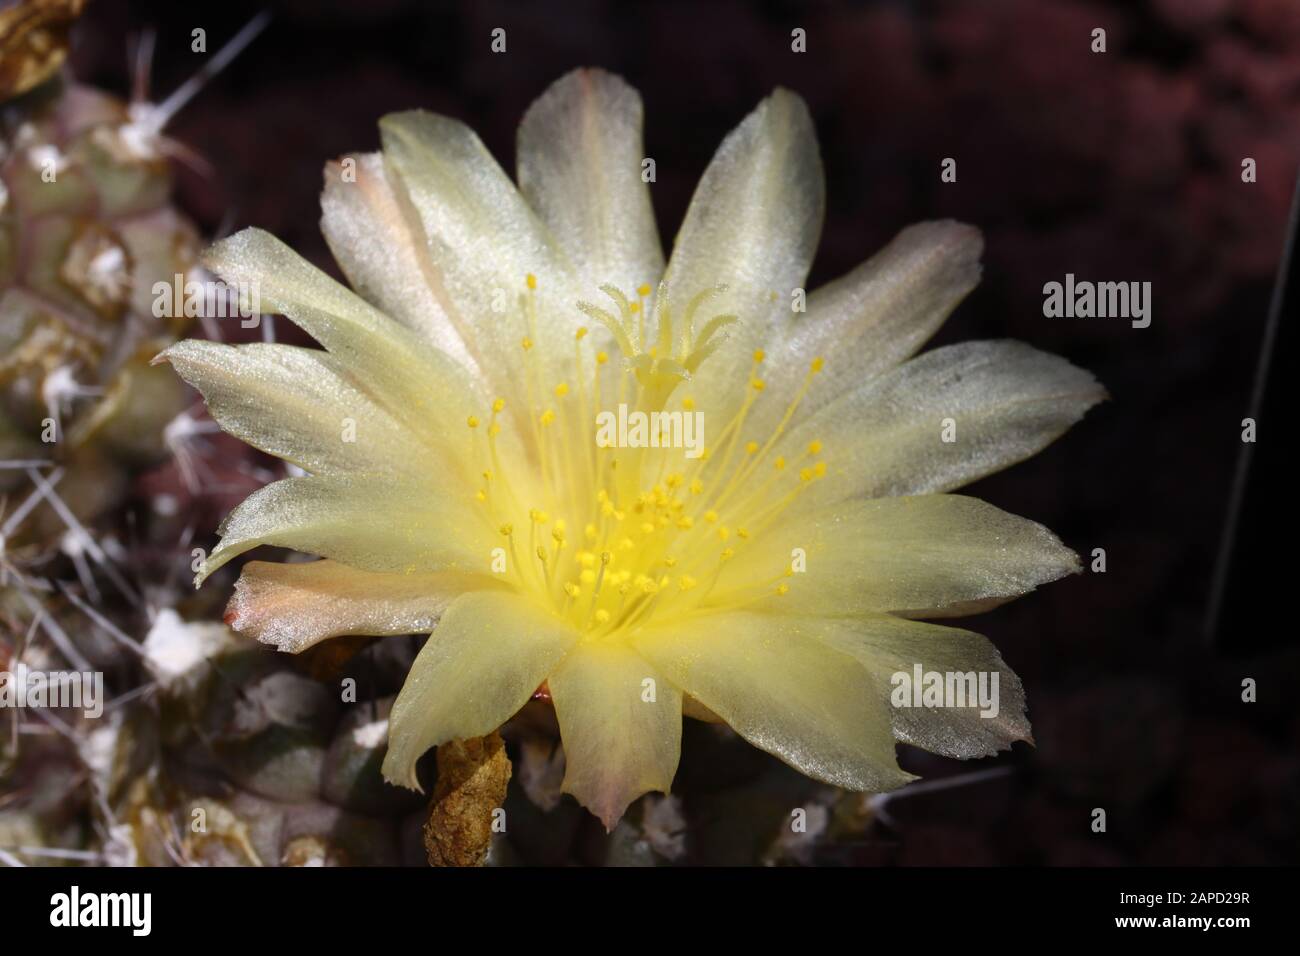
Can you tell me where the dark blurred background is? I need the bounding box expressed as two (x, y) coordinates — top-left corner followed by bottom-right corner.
(69, 0), (1298, 865)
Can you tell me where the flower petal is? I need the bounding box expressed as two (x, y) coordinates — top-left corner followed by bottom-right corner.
(201, 228), (484, 455)
(785, 340), (1105, 509)
(713, 494), (1080, 617)
(662, 88), (824, 423)
(633, 611), (912, 792)
(812, 614), (1031, 758)
(225, 559), (501, 653)
(548, 641), (681, 829)
(378, 110), (579, 414)
(517, 69), (664, 297)
(199, 476), (494, 584)
(320, 152), (477, 371)
(382, 591), (577, 790)
(663, 87), (822, 325)
(156, 340), (424, 481)
(756, 220), (983, 433)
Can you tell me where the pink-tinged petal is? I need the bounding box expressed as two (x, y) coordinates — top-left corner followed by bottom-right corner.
(517, 68), (664, 297)
(321, 152), (478, 372)
(548, 641), (681, 829)
(226, 559), (503, 653)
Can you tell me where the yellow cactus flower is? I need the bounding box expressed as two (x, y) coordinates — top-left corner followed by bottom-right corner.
(156, 68), (1103, 829)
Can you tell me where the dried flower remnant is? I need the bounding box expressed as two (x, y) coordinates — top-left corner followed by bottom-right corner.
(159, 68), (1104, 830)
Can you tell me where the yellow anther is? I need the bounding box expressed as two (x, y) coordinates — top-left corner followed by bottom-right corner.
(563, 581), (581, 598)
(529, 509), (549, 524)
(737, 527), (750, 539)
(689, 479), (704, 495)
(536, 546), (548, 563)
(799, 467), (814, 482)
(682, 397), (696, 411)
(521, 336), (533, 351)
(718, 526), (730, 541)
(753, 349), (766, 363)
(552, 527), (566, 545)
(540, 409), (556, 425)
(675, 515), (694, 530)
(594, 609), (611, 625)
(554, 383), (569, 397)
(488, 422), (501, 437)
(811, 356), (825, 373)
(814, 461), (827, 477)
(704, 510), (719, 523)
(492, 397), (506, 413)
(637, 283), (651, 297)
(775, 457), (786, 470)
(629, 301), (641, 313)
(745, 441), (759, 455)
(751, 378), (766, 391)
(808, 440), (823, 455)
(662, 556), (678, 568)
(526, 273), (537, 290)
(601, 551), (612, 565)
(475, 489), (486, 502)
(575, 326), (588, 340)
(499, 523), (513, 536)
(720, 547), (735, 561)
(467, 415), (480, 428)
(679, 575), (698, 591)
(596, 351), (609, 365)
(775, 583), (790, 596)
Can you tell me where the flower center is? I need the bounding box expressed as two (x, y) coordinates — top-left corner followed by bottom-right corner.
(465, 275), (828, 638)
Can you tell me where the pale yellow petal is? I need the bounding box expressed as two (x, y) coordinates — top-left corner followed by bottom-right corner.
(201, 228), (485, 456)
(199, 476), (494, 584)
(548, 641), (681, 829)
(517, 68), (664, 297)
(785, 340), (1105, 511)
(713, 494), (1080, 617)
(662, 87), (822, 324)
(661, 88), (824, 424)
(320, 152), (477, 370)
(382, 591), (577, 790)
(754, 220), (982, 435)
(156, 340), (425, 481)
(812, 614), (1030, 758)
(226, 559), (503, 653)
(378, 111), (579, 414)
(633, 611), (912, 792)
